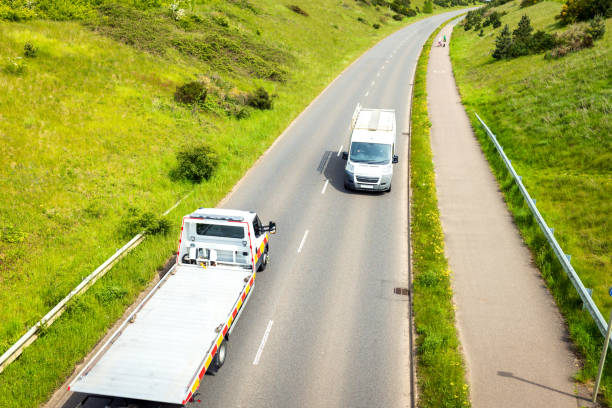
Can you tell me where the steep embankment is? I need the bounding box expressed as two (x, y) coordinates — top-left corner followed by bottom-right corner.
(450, 0), (611, 403)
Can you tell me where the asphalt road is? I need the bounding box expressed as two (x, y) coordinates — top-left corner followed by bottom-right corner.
(58, 10), (469, 408)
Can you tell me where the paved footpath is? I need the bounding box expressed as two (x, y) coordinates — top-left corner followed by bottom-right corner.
(427, 20), (593, 407)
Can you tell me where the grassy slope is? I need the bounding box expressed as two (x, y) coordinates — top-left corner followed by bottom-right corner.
(411, 17), (470, 408)
(449, 1), (611, 403)
(0, 1), (466, 407)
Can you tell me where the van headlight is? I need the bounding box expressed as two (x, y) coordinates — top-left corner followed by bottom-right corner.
(345, 161), (354, 173)
(382, 164), (393, 175)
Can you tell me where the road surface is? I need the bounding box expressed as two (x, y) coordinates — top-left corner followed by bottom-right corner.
(54, 10), (469, 408)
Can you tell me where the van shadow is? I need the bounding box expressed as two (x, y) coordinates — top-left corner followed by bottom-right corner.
(321, 150), (385, 196)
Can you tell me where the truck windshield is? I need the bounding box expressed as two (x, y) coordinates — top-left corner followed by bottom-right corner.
(349, 142), (391, 164)
(196, 223), (245, 239)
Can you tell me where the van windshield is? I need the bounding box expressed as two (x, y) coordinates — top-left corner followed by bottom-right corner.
(349, 142), (391, 164)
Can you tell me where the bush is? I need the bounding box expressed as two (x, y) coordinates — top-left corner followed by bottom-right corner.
(3, 57), (26, 75)
(287, 5), (308, 16)
(0, 4), (36, 21)
(558, 0), (610, 24)
(423, 0), (433, 13)
(174, 81), (207, 105)
(23, 42), (37, 58)
(483, 11), (501, 28)
(586, 15), (606, 40)
(392, 13), (403, 20)
(120, 208), (171, 238)
(546, 23), (603, 58)
(373, 23), (381, 29)
(174, 143), (218, 182)
(357, 16), (367, 24)
(531, 30), (557, 52)
(247, 87), (273, 110)
(520, 0), (541, 7)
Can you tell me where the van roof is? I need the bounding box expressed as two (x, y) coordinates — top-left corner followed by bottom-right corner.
(351, 108), (396, 145)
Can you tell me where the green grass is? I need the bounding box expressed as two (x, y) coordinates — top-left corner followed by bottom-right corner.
(411, 16), (471, 408)
(0, 1), (471, 406)
(450, 1), (611, 403)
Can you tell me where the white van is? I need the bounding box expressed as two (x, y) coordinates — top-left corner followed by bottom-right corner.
(342, 105), (398, 192)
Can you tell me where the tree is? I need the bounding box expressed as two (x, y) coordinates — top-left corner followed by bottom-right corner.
(492, 24), (512, 59)
(423, 0), (433, 13)
(511, 14), (534, 56)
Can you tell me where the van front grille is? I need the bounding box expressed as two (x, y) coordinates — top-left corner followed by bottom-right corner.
(356, 176), (379, 184)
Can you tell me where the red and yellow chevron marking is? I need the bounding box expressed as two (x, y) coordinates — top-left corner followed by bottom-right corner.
(183, 272), (257, 405)
(253, 234), (269, 264)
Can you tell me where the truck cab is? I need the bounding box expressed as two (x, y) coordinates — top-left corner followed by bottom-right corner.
(178, 208), (276, 272)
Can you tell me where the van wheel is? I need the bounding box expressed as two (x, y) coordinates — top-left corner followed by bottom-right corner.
(258, 247), (268, 271)
(387, 184), (392, 192)
(344, 181), (351, 190)
(212, 340), (227, 371)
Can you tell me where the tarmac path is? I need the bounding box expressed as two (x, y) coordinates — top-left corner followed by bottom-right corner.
(427, 20), (591, 407)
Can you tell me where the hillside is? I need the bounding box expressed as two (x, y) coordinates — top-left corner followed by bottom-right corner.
(449, 0), (611, 402)
(0, 0), (473, 406)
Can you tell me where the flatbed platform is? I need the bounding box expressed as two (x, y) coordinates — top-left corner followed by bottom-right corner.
(70, 264), (253, 404)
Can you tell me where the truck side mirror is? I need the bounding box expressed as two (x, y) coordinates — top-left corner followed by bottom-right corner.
(393, 155), (399, 164)
(263, 221), (277, 234)
(342, 152), (348, 160)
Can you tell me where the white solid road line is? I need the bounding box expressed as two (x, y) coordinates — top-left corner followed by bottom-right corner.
(337, 145), (343, 156)
(371, 80), (375, 86)
(365, 91), (369, 97)
(253, 320), (274, 365)
(297, 230), (309, 253)
(321, 180), (329, 195)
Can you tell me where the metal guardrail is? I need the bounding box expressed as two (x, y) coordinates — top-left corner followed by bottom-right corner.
(475, 113), (611, 352)
(0, 233), (145, 374)
(0, 192), (191, 374)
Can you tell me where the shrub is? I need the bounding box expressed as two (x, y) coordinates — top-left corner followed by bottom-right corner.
(174, 81), (207, 105)
(392, 13), (403, 20)
(0, 4), (36, 21)
(531, 30), (557, 52)
(479, 29), (484, 37)
(483, 11), (501, 28)
(585, 15), (606, 40)
(558, 0), (610, 24)
(357, 16), (367, 24)
(423, 0), (433, 13)
(120, 208), (171, 238)
(546, 23), (603, 58)
(520, 0), (541, 7)
(3, 57), (26, 75)
(247, 87), (273, 110)
(373, 23), (381, 29)
(287, 5), (309, 16)
(23, 42), (37, 58)
(174, 143), (218, 182)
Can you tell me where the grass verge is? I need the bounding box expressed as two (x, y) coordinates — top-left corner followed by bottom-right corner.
(450, 1), (611, 404)
(410, 16), (471, 408)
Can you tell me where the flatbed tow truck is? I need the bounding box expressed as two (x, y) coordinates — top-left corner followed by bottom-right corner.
(69, 208), (276, 406)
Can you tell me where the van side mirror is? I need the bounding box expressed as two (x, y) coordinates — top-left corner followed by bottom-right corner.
(393, 155), (399, 164)
(342, 152), (348, 160)
(263, 221), (277, 234)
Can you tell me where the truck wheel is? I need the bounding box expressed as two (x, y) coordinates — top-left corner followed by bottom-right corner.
(212, 340), (227, 371)
(258, 247), (268, 272)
